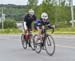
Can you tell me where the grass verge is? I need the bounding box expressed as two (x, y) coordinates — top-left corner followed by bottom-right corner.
(0, 28), (21, 34)
(0, 27), (75, 34)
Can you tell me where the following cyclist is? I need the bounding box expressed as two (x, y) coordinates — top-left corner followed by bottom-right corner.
(23, 9), (36, 47)
(34, 12), (54, 44)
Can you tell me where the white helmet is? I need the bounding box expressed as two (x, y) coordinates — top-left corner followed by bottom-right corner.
(41, 12), (48, 20)
(28, 9), (34, 15)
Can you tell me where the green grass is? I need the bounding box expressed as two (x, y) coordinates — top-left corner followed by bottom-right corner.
(0, 27), (75, 34)
(33, 27), (75, 34)
(52, 27), (75, 34)
(0, 28), (21, 34)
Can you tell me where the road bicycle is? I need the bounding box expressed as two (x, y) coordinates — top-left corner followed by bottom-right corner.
(33, 28), (55, 56)
(21, 30), (35, 50)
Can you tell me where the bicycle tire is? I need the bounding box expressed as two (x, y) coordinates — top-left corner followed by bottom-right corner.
(21, 34), (27, 49)
(30, 36), (35, 50)
(45, 35), (55, 56)
(33, 35), (41, 53)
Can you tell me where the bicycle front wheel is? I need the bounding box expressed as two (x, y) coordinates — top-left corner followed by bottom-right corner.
(30, 36), (35, 50)
(33, 35), (41, 53)
(21, 34), (27, 49)
(45, 35), (55, 56)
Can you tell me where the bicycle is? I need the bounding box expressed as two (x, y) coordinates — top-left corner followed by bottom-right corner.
(33, 28), (55, 56)
(21, 30), (35, 50)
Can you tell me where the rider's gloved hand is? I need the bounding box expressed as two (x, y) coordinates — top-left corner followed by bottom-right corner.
(48, 26), (54, 33)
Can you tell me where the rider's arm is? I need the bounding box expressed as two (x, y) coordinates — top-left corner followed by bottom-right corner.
(23, 21), (27, 30)
(46, 20), (54, 33)
(23, 15), (28, 30)
(32, 15), (36, 21)
(46, 20), (52, 28)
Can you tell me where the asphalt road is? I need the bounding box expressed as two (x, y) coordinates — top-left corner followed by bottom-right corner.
(0, 34), (75, 61)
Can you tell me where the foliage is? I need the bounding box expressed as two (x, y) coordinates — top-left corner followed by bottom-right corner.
(0, 0), (75, 28)
(0, 18), (16, 29)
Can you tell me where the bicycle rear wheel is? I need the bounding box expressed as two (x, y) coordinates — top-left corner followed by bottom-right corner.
(34, 35), (41, 53)
(45, 35), (55, 56)
(21, 34), (27, 49)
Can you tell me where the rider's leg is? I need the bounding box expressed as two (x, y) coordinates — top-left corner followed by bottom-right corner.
(35, 27), (43, 44)
(27, 25), (32, 47)
(37, 27), (42, 40)
(28, 29), (31, 47)
(36, 26), (45, 43)
(41, 26), (45, 46)
(25, 30), (29, 40)
(24, 28), (31, 47)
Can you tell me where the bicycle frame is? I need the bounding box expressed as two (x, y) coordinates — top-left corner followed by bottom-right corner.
(41, 28), (54, 46)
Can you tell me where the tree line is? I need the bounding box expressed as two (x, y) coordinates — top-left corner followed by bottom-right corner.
(0, 0), (75, 28)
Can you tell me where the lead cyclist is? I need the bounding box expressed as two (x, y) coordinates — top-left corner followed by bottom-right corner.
(34, 12), (54, 44)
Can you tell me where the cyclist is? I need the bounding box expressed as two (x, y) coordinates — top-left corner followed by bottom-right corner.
(23, 9), (36, 47)
(34, 12), (54, 44)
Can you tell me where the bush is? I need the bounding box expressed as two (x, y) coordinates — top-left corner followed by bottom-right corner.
(0, 22), (2, 29)
(0, 18), (16, 29)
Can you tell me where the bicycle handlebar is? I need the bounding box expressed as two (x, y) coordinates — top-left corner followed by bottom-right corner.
(42, 27), (54, 34)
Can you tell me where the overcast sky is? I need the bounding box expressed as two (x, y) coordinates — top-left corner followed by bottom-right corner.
(0, 0), (43, 5)
(0, 0), (75, 5)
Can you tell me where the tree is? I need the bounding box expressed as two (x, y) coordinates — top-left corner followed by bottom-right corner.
(28, 0), (38, 8)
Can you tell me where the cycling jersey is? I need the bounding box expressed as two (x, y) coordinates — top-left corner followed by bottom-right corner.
(24, 14), (36, 29)
(34, 19), (51, 28)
